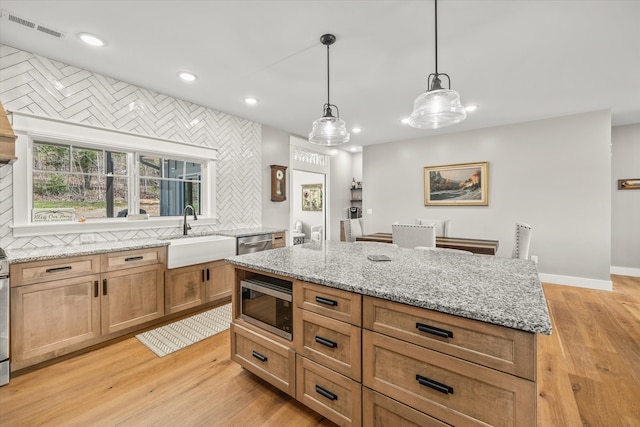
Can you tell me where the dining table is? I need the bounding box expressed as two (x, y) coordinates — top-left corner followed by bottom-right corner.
(355, 233), (499, 255)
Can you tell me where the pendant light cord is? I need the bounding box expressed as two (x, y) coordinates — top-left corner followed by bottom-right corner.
(434, 0), (438, 75)
(326, 43), (331, 107)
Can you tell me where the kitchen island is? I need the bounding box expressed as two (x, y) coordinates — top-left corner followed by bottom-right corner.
(226, 241), (551, 426)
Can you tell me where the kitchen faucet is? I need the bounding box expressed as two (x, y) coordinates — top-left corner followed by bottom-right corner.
(182, 205), (198, 235)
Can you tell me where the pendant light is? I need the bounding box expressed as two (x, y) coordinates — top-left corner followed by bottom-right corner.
(408, 0), (466, 129)
(309, 34), (350, 146)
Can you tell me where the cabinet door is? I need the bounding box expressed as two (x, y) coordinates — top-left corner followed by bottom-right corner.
(101, 264), (164, 335)
(205, 260), (233, 304)
(11, 274), (101, 369)
(165, 264), (207, 314)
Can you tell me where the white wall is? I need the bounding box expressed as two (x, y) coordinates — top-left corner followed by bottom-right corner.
(261, 125), (291, 231)
(611, 124), (640, 274)
(363, 111), (612, 287)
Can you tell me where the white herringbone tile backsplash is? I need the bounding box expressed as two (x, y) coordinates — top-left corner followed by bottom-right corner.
(0, 44), (262, 249)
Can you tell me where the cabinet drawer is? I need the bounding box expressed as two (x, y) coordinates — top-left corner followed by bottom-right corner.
(363, 296), (536, 380)
(101, 247), (166, 272)
(363, 330), (536, 427)
(231, 322), (295, 397)
(296, 355), (362, 427)
(272, 231), (286, 248)
(10, 255), (101, 286)
(294, 308), (362, 381)
(363, 388), (450, 427)
(295, 281), (362, 326)
(295, 308), (361, 381)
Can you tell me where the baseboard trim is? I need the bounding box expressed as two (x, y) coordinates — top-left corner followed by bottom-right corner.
(610, 266), (640, 277)
(538, 273), (612, 291)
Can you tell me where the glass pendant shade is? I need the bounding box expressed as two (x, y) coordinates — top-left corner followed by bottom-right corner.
(309, 108), (350, 146)
(408, 88), (466, 129)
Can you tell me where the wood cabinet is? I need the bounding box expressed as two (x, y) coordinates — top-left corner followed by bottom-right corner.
(271, 231), (286, 249)
(0, 100), (17, 163)
(11, 274), (102, 366)
(165, 260), (232, 314)
(231, 267), (539, 426)
(231, 322), (295, 396)
(10, 247), (166, 370)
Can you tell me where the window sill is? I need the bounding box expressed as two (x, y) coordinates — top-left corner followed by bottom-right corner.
(10, 216), (219, 237)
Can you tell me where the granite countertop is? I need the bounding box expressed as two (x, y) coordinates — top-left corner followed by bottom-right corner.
(216, 227), (287, 238)
(5, 227), (288, 264)
(226, 241), (552, 335)
(6, 238), (169, 264)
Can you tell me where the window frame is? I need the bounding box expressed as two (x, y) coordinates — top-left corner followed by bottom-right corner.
(10, 112), (218, 237)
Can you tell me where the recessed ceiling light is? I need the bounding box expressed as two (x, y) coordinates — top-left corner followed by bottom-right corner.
(178, 72), (197, 82)
(244, 97), (259, 105)
(350, 147), (358, 152)
(465, 105), (478, 112)
(351, 127), (361, 134)
(401, 117), (410, 124)
(78, 33), (105, 47)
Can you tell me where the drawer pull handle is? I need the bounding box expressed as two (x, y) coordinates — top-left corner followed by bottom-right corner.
(45, 266), (72, 273)
(315, 336), (338, 348)
(94, 280), (99, 298)
(103, 278), (107, 296)
(416, 323), (453, 339)
(206, 268), (210, 281)
(125, 256), (144, 262)
(416, 374), (454, 395)
(251, 351), (268, 362)
(315, 385), (338, 401)
(274, 236), (283, 240)
(315, 296), (338, 307)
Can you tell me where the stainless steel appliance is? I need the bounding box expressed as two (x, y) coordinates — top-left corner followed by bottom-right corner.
(0, 248), (9, 386)
(240, 277), (292, 340)
(237, 234), (272, 255)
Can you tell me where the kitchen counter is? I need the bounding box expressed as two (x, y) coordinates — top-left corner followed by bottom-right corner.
(215, 227), (287, 238)
(226, 241), (552, 335)
(5, 238), (169, 264)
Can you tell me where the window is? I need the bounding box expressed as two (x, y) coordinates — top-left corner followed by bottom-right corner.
(32, 141), (203, 221)
(33, 142), (129, 219)
(139, 155), (202, 217)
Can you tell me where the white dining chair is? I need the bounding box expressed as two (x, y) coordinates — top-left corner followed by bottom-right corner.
(512, 222), (532, 260)
(415, 218), (451, 237)
(342, 218), (364, 242)
(392, 224), (436, 249)
(414, 246), (472, 255)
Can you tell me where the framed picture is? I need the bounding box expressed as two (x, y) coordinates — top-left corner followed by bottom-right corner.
(424, 162), (489, 206)
(618, 178), (640, 190)
(302, 183), (323, 211)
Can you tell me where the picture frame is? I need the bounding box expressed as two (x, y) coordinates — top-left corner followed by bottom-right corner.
(424, 162), (489, 206)
(302, 183), (323, 211)
(618, 178), (640, 190)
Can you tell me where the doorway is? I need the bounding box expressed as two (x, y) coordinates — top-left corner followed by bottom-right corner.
(290, 169), (326, 244)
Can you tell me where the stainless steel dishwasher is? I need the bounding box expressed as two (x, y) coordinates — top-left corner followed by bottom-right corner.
(237, 234), (273, 255)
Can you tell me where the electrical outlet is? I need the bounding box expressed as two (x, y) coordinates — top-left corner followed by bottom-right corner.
(531, 255), (538, 265)
(367, 209), (373, 215)
(80, 233), (96, 244)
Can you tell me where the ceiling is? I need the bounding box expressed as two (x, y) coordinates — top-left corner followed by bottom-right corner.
(0, 1), (638, 151)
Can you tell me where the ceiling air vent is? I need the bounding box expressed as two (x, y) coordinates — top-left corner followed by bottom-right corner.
(1, 9), (65, 39)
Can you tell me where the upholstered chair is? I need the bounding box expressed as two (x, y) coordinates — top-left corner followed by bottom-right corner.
(414, 246), (472, 254)
(415, 218), (451, 237)
(392, 224), (436, 249)
(310, 224), (323, 241)
(342, 218), (364, 242)
(512, 222), (533, 260)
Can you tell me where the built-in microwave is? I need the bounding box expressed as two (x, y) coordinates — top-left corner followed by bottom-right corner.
(240, 277), (293, 340)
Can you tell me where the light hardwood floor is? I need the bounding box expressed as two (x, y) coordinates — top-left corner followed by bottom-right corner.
(1, 275), (638, 426)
